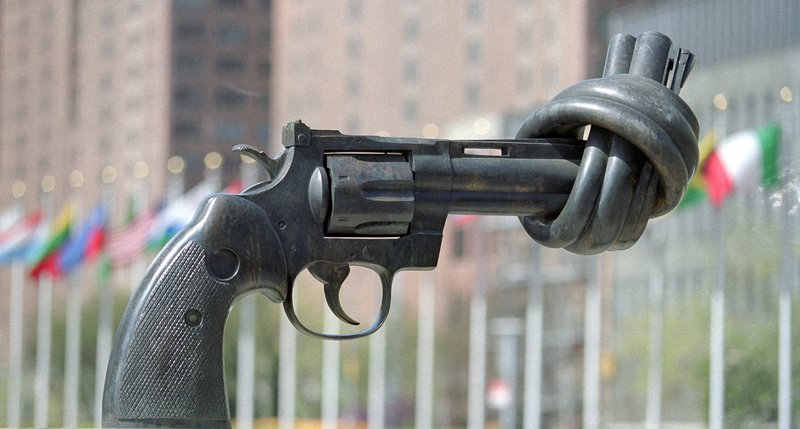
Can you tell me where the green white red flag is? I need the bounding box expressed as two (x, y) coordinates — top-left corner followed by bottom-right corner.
(702, 124), (780, 207)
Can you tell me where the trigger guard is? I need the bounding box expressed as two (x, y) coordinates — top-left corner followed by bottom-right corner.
(282, 271), (393, 340)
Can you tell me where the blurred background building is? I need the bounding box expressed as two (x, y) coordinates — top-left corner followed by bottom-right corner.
(0, 0), (271, 218)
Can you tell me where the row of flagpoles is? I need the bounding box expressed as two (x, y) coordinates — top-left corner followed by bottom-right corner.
(1, 154), (256, 428)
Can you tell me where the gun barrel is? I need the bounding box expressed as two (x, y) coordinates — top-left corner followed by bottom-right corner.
(448, 155), (579, 216)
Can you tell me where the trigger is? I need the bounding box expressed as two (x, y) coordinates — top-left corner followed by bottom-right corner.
(308, 262), (360, 326)
(324, 280), (360, 326)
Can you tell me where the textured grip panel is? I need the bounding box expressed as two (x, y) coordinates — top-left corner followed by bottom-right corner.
(118, 241), (234, 422)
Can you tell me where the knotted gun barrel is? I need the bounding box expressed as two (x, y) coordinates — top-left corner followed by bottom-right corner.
(516, 32), (698, 253)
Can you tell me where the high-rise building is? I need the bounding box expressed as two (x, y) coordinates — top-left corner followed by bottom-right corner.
(0, 0), (271, 219)
(271, 0), (600, 139)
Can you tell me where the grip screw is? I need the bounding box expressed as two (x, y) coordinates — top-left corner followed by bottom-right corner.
(184, 309), (202, 327)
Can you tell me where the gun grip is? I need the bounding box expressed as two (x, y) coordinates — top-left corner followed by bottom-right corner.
(103, 195), (287, 428)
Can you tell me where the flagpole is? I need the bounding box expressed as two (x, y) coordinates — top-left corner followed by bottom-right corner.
(583, 256), (602, 429)
(7, 260), (25, 427)
(278, 303), (297, 429)
(415, 272), (436, 429)
(645, 222), (667, 429)
(777, 85), (794, 429)
(467, 218), (487, 429)
(63, 170), (85, 428)
(94, 165), (118, 428)
(367, 304), (388, 429)
(321, 303), (341, 429)
(34, 175), (56, 428)
(709, 93), (728, 429)
(6, 187), (27, 428)
(130, 161), (151, 292)
(236, 154), (258, 429)
(522, 243), (543, 429)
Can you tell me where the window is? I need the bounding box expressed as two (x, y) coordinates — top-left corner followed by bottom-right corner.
(175, 22), (204, 41)
(404, 60), (418, 82)
(255, 124), (270, 143)
(176, 0), (206, 8)
(347, 36), (360, 60)
(215, 88), (246, 108)
(467, 0), (481, 22)
(467, 40), (481, 65)
(465, 81), (480, 107)
(215, 121), (245, 142)
(346, 75), (361, 97)
(403, 99), (417, 122)
(173, 119), (201, 138)
(217, 24), (246, 43)
(256, 59), (271, 76)
(257, 28), (271, 44)
(175, 54), (205, 73)
(348, 0), (362, 19)
(174, 87), (204, 107)
(216, 56), (245, 74)
(216, 0), (244, 7)
(405, 19), (419, 42)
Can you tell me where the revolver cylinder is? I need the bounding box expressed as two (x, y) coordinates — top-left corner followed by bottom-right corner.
(325, 154), (415, 235)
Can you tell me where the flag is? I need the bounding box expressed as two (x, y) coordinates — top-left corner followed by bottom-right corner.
(703, 124), (781, 207)
(223, 179), (243, 194)
(56, 204), (107, 276)
(0, 211), (44, 264)
(0, 206), (23, 231)
(147, 180), (217, 250)
(106, 208), (158, 266)
(29, 202), (75, 278)
(450, 214), (477, 227)
(678, 132), (716, 208)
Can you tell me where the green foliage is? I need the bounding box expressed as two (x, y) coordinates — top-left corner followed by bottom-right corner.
(615, 296), (800, 427)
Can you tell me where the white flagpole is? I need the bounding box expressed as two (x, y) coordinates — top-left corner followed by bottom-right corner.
(321, 305), (341, 429)
(467, 219), (487, 429)
(278, 309), (297, 429)
(94, 166), (119, 427)
(709, 94), (728, 429)
(236, 155), (258, 429)
(367, 317), (387, 429)
(236, 297), (256, 429)
(34, 181), (55, 428)
(709, 208), (726, 429)
(583, 256), (602, 429)
(645, 251), (665, 429)
(93, 268), (114, 428)
(6, 193), (27, 428)
(369, 272), (395, 429)
(415, 272), (435, 429)
(523, 244), (543, 429)
(63, 174), (84, 428)
(34, 273), (54, 428)
(777, 86), (794, 429)
(130, 161), (151, 292)
(6, 261), (25, 428)
(63, 272), (83, 428)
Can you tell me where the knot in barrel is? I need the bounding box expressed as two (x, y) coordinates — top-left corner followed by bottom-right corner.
(516, 32), (699, 255)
